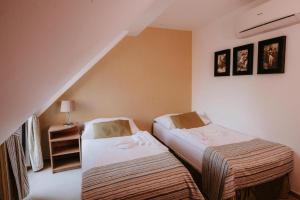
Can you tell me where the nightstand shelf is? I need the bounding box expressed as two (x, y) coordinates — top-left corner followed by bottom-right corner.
(50, 135), (80, 142)
(48, 125), (81, 173)
(52, 154), (81, 173)
(52, 146), (80, 157)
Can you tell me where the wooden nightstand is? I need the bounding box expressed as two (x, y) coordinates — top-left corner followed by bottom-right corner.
(48, 125), (81, 173)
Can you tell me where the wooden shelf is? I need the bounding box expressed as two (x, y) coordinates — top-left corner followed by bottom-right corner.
(49, 124), (77, 132)
(50, 134), (80, 142)
(52, 146), (80, 157)
(53, 157), (81, 173)
(48, 125), (81, 173)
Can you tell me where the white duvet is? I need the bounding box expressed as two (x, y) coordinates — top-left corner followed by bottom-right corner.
(170, 124), (254, 151)
(153, 123), (255, 172)
(82, 131), (168, 171)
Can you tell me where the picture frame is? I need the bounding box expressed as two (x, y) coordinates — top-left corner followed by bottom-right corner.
(233, 44), (254, 75)
(257, 36), (286, 74)
(214, 49), (230, 76)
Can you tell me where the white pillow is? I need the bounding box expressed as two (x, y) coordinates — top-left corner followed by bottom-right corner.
(154, 112), (211, 129)
(82, 117), (140, 139)
(154, 114), (177, 129)
(198, 113), (211, 125)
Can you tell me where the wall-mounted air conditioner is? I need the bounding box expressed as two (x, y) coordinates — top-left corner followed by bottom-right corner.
(236, 0), (300, 38)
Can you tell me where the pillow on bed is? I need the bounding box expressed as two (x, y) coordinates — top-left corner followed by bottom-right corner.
(154, 114), (178, 129)
(93, 120), (132, 138)
(170, 112), (205, 129)
(82, 117), (139, 139)
(199, 114), (211, 125)
(154, 112), (211, 129)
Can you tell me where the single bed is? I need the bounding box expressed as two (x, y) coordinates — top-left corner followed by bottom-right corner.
(153, 122), (254, 173)
(81, 117), (204, 200)
(153, 113), (293, 200)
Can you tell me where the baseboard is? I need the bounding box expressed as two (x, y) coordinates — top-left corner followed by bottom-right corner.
(290, 191), (300, 199)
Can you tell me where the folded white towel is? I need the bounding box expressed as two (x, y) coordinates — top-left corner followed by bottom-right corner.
(132, 135), (144, 145)
(132, 132), (154, 146)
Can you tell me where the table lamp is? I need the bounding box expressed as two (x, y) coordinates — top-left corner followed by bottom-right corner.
(60, 100), (75, 125)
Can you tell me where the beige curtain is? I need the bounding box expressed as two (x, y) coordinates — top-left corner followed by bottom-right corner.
(0, 127), (29, 200)
(27, 114), (43, 171)
(6, 128), (30, 200)
(0, 142), (12, 200)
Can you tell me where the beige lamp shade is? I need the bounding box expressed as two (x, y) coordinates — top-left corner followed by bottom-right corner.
(60, 100), (75, 113)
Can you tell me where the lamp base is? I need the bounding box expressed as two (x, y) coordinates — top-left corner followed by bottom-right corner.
(64, 112), (73, 126)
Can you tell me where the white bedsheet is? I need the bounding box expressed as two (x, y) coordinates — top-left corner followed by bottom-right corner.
(82, 131), (168, 172)
(153, 123), (254, 172)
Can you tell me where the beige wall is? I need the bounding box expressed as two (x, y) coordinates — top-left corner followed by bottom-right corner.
(192, 3), (300, 194)
(40, 27), (192, 158)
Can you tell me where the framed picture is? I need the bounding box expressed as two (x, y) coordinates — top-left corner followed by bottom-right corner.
(233, 44), (254, 75)
(214, 49), (230, 76)
(258, 36), (286, 74)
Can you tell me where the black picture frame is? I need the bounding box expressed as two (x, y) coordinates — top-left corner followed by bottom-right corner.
(233, 44), (254, 76)
(257, 36), (286, 74)
(214, 49), (230, 76)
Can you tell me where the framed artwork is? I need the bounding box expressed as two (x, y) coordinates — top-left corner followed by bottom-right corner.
(233, 44), (254, 75)
(214, 49), (230, 76)
(257, 36), (286, 74)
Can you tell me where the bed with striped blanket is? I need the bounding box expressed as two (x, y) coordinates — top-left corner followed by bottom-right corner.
(202, 138), (293, 200)
(82, 152), (204, 200)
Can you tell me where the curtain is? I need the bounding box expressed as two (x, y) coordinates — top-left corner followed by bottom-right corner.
(0, 127), (29, 200)
(6, 128), (30, 200)
(27, 114), (43, 171)
(0, 142), (12, 200)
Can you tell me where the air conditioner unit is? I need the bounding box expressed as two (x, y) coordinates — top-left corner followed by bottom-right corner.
(236, 0), (300, 38)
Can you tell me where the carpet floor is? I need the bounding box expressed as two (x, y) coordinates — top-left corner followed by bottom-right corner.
(25, 164), (82, 200)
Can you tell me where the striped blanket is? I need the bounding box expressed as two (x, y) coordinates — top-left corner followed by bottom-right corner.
(202, 139), (293, 200)
(82, 152), (204, 200)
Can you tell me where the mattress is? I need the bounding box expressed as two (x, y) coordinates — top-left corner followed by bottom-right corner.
(82, 131), (168, 172)
(153, 123), (254, 172)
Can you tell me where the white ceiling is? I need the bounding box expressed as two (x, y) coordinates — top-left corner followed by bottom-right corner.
(152, 0), (263, 30)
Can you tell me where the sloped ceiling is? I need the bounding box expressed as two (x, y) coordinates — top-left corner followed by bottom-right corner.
(0, 0), (170, 143)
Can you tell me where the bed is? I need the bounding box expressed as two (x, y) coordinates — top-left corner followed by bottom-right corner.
(81, 117), (204, 200)
(153, 113), (293, 200)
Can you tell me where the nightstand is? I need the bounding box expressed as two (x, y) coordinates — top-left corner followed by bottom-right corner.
(48, 125), (81, 173)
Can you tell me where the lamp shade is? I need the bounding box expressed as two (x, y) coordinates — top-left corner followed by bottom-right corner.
(60, 100), (75, 113)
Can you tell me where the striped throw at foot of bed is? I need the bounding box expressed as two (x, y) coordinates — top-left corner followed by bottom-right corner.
(202, 138), (293, 200)
(82, 152), (204, 200)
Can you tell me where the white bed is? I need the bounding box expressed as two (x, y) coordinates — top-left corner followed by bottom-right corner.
(80, 117), (205, 200)
(153, 122), (254, 172)
(81, 117), (168, 171)
(153, 114), (293, 200)
(82, 131), (168, 171)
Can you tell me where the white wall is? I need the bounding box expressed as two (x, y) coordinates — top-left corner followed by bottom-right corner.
(192, 3), (300, 194)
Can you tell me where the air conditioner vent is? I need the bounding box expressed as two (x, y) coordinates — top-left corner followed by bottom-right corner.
(239, 14), (295, 33)
(236, 0), (300, 38)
